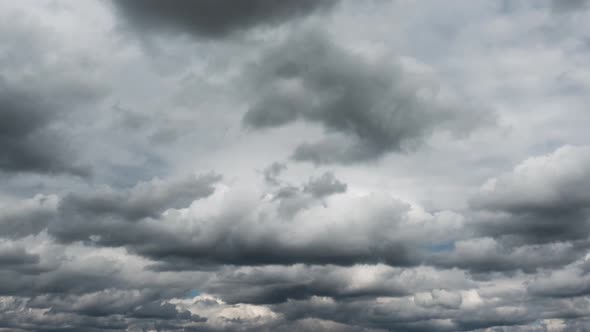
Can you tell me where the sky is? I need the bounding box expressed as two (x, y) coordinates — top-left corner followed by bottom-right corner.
(1, 0), (590, 331)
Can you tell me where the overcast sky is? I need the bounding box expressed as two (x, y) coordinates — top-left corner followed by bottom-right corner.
(1, 0), (590, 331)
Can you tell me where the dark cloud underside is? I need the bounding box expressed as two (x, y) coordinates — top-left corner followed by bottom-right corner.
(243, 31), (494, 164)
(112, 0), (338, 39)
(0, 84), (89, 176)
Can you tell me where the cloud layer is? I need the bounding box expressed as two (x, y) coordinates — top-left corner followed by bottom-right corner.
(1, 1), (590, 331)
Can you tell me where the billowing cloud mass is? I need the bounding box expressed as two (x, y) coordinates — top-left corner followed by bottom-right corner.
(243, 31), (494, 164)
(2, 1), (590, 331)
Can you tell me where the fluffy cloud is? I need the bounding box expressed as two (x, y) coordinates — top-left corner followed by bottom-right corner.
(471, 145), (590, 242)
(242, 31), (495, 164)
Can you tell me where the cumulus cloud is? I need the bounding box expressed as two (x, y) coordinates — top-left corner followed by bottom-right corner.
(242, 31), (494, 164)
(2, 1), (590, 331)
(49, 173), (222, 243)
(470, 145), (590, 242)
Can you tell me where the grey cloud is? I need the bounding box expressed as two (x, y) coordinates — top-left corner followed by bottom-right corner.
(112, 0), (337, 39)
(430, 237), (583, 273)
(0, 194), (58, 238)
(272, 171), (347, 217)
(552, 0), (589, 13)
(3, 1), (590, 331)
(0, 246), (39, 274)
(303, 171), (347, 198)
(527, 261), (590, 298)
(273, 297), (459, 332)
(470, 145), (590, 243)
(0, 12), (106, 177)
(263, 162), (287, 186)
(29, 289), (165, 318)
(205, 265), (470, 305)
(271, 293), (539, 332)
(132, 301), (204, 322)
(133, 194), (427, 269)
(49, 173), (221, 243)
(414, 289), (462, 310)
(0, 174), (221, 242)
(0, 84), (90, 176)
(243, 31), (494, 164)
(61, 173), (222, 221)
(0, 295), (203, 332)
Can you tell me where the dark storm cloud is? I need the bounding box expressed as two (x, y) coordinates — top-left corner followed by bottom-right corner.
(0, 10), (107, 177)
(112, 0), (338, 39)
(243, 31), (494, 164)
(0, 84), (90, 176)
(140, 233), (419, 269)
(272, 297), (457, 332)
(211, 275), (405, 305)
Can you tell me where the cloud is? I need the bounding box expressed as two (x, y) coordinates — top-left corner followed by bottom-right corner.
(243, 31), (494, 164)
(112, 0), (338, 39)
(527, 260), (590, 298)
(303, 171), (347, 198)
(0, 82), (91, 176)
(551, 0), (589, 13)
(0, 11), (106, 177)
(430, 237), (581, 273)
(0, 245), (40, 274)
(205, 265), (470, 305)
(2, 171), (465, 271)
(270, 171), (347, 217)
(49, 173), (222, 243)
(119, 189), (462, 270)
(2, 1), (590, 331)
(263, 162), (287, 186)
(0, 194), (58, 238)
(470, 145), (590, 243)
(61, 173), (222, 221)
